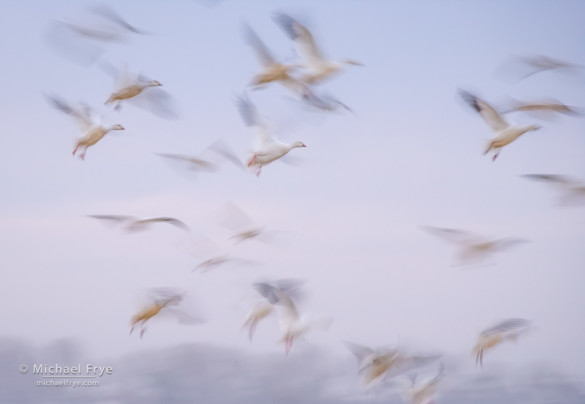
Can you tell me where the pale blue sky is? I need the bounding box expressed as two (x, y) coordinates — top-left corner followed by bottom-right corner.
(1, 0), (584, 399)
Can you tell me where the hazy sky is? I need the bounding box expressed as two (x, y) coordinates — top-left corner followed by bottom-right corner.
(1, 0), (584, 399)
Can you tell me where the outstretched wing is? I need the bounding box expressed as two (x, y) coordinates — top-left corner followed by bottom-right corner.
(459, 90), (509, 132)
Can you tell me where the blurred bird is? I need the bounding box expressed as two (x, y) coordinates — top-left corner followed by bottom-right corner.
(497, 54), (583, 82)
(130, 288), (202, 338)
(242, 279), (304, 341)
(243, 23), (300, 89)
(273, 13), (362, 85)
(256, 280), (330, 355)
(47, 94), (124, 160)
(100, 63), (179, 119)
(346, 342), (441, 386)
(404, 364), (444, 404)
(237, 93), (306, 176)
(459, 90), (541, 161)
(522, 174), (585, 205)
(156, 152), (218, 175)
(422, 226), (528, 265)
(88, 215), (190, 232)
(473, 318), (531, 367)
(45, 5), (148, 66)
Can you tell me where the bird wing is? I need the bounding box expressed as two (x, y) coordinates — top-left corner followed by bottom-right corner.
(156, 152), (217, 172)
(459, 90), (509, 132)
(87, 214), (135, 225)
(273, 13), (325, 70)
(522, 174), (579, 188)
(90, 4), (146, 35)
(236, 93), (273, 148)
(135, 217), (190, 231)
(481, 318), (530, 336)
(243, 24), (276, 67)
(47, 95), (96, 131)
(208, 140), (245, 170)
(421, 226), (476, 245)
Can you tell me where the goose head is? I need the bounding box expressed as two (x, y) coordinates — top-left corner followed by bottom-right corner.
(109, 124), (125, 131)
(291, 141), (307, 149)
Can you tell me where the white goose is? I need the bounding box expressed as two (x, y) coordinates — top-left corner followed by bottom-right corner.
(242, 279), (304, 342)
(100, 63), (179, 119)
(459, 90), (541, 161)
(243, 23), (300, 89)
(237, 94), (306, 176)
(47, 94), (124, 160)
(273, 13), (362, 85)
(473, 318), (531, 368)
(422, 226), (528, 265)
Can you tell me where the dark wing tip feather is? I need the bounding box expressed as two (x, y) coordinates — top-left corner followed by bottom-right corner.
(272, 12), (299, 40)
(236, 93), (256, 127)
(458, 90), (481, 113)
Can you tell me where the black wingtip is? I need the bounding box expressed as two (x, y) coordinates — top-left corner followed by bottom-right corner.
(458, 89), (481, 113)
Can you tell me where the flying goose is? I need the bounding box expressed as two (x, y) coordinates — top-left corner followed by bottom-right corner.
(237, 93), (306, 176)
(522, 174), (585, 205)
(473, 318), (531, 367)
(88, 215), (189, 232)
(242, 279), (304, 342)
(47, 94), (124, 160)
(243, 23), (300, 89)
(459, 90), (541, 161)
(100, 63), (179, 119)
(498, 54), (583, 82)
(422, 226), (528, 265)
(273, 13), (362, 85)
(130, 288), (202, 338)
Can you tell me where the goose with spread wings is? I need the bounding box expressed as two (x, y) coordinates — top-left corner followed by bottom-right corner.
(459, 90), (541, 161)
(47, 94), (124, 160)
(130, 288), (203, 338)
(273, 13), (362, 86)
(422, 226), (528, 265)
(88, 215), (189, 232)
(237, 94), (306, 177)
(473, 318), (531, 367)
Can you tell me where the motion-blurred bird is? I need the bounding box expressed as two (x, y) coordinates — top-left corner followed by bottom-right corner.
(522, 174), (585, 205)
(422, 226), (528, 265)
(473, 318), (531, 367)
(459, 90), (541, 161)
(130, 288), (202, 338)
(45, 5), (148, 66)
(47, 94), (124, 160)
(242, 279), (304, 341)
(243, 23), (300, 89)
(256, 279), (330, 355)
(88, 215), (189, 232)
(497, 54), (583, 82)
(346, 342), (441, 386)
(101, 63), (178, 119)
(404, 364), (444, 404)
(273, 13), (362, 85)
(237, 93), (306, 176)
